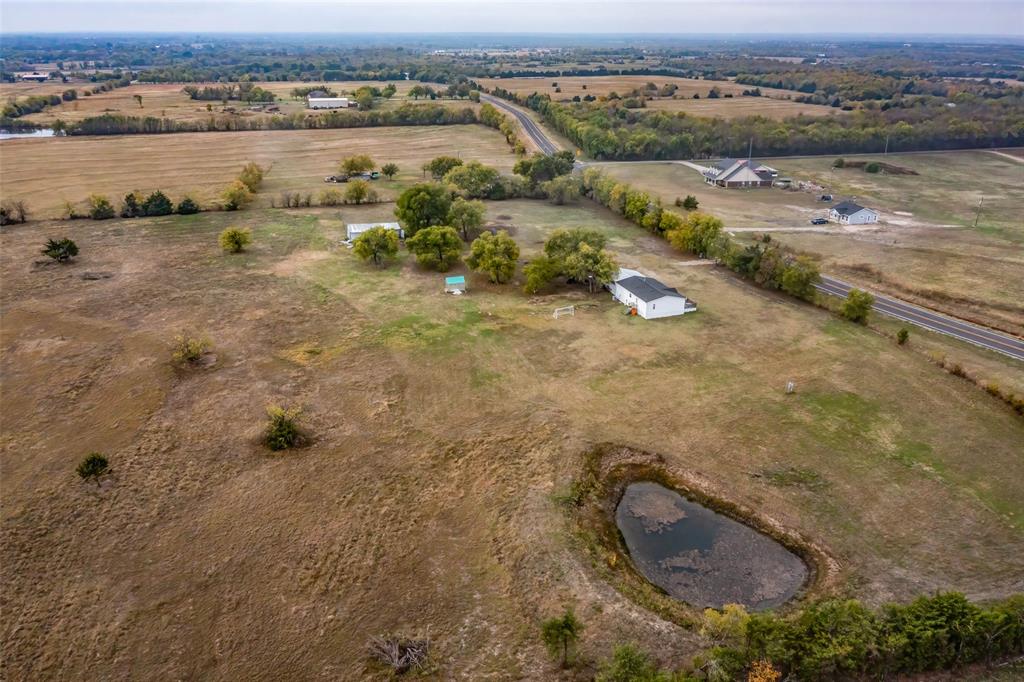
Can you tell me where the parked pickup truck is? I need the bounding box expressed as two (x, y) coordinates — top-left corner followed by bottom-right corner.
(323, 175), (349, 183)
(810, 217), (829, 225)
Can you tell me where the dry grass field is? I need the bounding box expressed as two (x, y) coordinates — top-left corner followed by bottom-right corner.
(2, 198), (1022, 678)
(0, 125), (516, 218)
(15, 81), (476, 127)
(594, 151), (1024, 331)
(477, 75), (838, 120)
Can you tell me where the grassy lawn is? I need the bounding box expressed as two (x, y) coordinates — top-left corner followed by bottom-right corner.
(2, 197), (1021, 678)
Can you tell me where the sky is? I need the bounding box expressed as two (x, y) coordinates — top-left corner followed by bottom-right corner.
(1, 0), (1022, 36)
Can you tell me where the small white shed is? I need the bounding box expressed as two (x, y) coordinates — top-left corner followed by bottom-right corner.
(608, 269), (696, 320)
(345, 222), (404, 241)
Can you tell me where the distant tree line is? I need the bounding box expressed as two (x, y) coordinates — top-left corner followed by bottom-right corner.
(487, 88), (1024, 160)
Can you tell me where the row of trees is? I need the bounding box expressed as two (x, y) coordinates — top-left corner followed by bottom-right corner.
(61, 103), (478, 136)
(479, 102), (527, 156)
(182, 82), (276, 102)
(580, 168), (822, 302)
(540, 593), (1024, 680)
(488, 88), (1024, 160)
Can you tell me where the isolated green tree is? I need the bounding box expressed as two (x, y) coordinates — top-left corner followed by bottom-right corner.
(76, 452), (109, 486)
(682, 194), (699, 210)
(541, 610), (583, 668)
(406, 225), (462, 271)
(219, 227), (252, 253)
(897, 328), (910, 345)
(840, 288), (875, 324)
(466, 230), (520, 284)
(595, 644), (667, 682)
(41, 237), (78, 262)
(425, 155), (463, 180)
(394, 183), (453, 236)
(353, 226), (399, 266)
(447, 197), (486, 241)
(340, 154), (375, 176)
(381, 162), (399, 179)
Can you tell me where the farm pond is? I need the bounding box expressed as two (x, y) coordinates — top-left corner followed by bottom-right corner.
(615, 481), (808, 610)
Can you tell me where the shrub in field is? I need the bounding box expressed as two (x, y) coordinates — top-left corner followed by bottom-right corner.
(595, 644), (667, 682)
(76, 452), (109, 485)
(171, 333), (211, 365)
(541, 610), (583, 668)
(265, 405), (302, 451)
(176, 196), (200, 214)
(864, 161), (881, 173)
(353, 226), (399, 266)
(682, 194), (699, 210)
(238, 161), (265, 192)
(840, 288), (874, 323)
(318, 188), (343, 207)
(142, 190), (173, 216)
(542, 174), (582, 205)
(221, 180), (254, 211)
(897, 328), (909, 345)
(0, 199), (28, 225)
(381, 162), (399, 179)
(833, 157), (846, 168)
(406, 225), (461, 271)
(344, 179), (377, 205)
(466, 230), (520, 284)
(219, 227), (252, 253)
(88, 194), (116, 220)
(120, 191), (143, 218)
(41, 237), (79, 262)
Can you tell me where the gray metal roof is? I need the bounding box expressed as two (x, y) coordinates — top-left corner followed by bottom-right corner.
(616, 276), (684, 302)
(832, 200), (873, 216)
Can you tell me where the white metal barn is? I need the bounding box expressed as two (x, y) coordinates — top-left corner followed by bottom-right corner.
(829, 200), (879, 225)
(307, 97), (352, 109)
(345, 222), (405, 241)
(608, 269), (697, 319)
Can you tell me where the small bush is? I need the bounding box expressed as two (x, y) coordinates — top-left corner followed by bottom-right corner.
(171, 333), (210, 364)
(318, 188), (342, 207)
(176, 196), (200, 214)
(1, 199), (28, 225)
(265, 405), (302, 451)
(839, 288), (874, 324)
(833, 157), (846, 168)
(88, 194), (116, 220)
(897, 328), (909, 345)
(864, 161), (881, 173)
(76, 452), (109, 485)
(142, 190), (173, 216)
(41, 237), (79, 262)
(219, 227), (252, 253)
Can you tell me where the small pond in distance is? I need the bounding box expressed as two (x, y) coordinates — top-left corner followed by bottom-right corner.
(615, 481), (808, 610)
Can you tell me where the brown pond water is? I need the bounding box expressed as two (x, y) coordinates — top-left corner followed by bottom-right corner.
(615, 481), (808, 610)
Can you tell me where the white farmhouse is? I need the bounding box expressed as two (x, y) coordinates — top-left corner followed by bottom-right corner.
(608, 269), (697, 320)
(345, 222), (404, 241)
(307, 97), (352, 110)
(829, 200), (879, 225)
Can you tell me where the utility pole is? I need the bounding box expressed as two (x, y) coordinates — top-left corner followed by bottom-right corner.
(747, 137), (753, 162)
(884, 133), (890, 156)
(974, 196), (984, 228)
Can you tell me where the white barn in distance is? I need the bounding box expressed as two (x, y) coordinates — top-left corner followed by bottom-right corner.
(345, 222), (404, 241)
(608, 268), (697, 319)
(307, 97), (353, 109)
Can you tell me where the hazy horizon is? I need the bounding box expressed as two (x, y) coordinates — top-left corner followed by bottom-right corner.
(2, 0), (1022, 37)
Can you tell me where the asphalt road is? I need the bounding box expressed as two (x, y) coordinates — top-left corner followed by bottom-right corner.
(815, 276), (1024, 361)
(480, 94), (561, 155)
(481, 94), (1024, 361)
